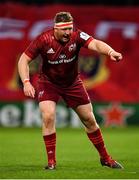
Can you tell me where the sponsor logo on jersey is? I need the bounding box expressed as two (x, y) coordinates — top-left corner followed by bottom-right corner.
(80, 32), (90, 40)
(59, 54), (66, 59)
(47, 48), (55, 54)
(48, 55), (76, 64)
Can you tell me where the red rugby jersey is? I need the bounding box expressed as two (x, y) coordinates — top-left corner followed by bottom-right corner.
(24, 29), (93, 87)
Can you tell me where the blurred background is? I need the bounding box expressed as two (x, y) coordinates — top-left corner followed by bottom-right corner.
(0, 0), (139, 128)
(0, 0), (138, 5)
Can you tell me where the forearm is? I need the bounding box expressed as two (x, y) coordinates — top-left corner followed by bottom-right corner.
(88, 39), (114, 56)
(88, 39), (122, 62)
(18, 53), (31, 83)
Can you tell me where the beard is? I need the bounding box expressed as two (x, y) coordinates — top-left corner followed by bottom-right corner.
(61, 34), (70, 43)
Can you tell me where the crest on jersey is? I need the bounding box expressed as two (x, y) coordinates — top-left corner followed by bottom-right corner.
(38, 90), (44, 98)
(69, 43), (76, 52)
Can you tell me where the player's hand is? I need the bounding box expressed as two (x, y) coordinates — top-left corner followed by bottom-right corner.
(23, 82), (35, 98)
(109, 51), (123, 62)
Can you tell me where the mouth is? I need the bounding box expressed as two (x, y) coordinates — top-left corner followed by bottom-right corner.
(62, 35), (70, 41)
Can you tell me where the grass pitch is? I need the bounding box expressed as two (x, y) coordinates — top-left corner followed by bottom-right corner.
(0, 126), (139, 179)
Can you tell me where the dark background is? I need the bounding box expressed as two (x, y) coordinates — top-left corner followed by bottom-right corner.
(0, 0), (138, 6)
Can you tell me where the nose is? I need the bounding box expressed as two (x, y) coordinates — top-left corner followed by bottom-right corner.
(65, 29), (71, 35)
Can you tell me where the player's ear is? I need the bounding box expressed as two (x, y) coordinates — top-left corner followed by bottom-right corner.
(54, 28), (58, 33)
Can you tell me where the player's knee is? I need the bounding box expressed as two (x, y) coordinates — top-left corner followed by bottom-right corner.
(42, 111), (55, 125)
(82, 112), (98, 128)
(84, 112), (95, 122)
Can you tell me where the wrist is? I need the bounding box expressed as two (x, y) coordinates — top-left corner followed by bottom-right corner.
(23, 78), (30, 85)
(108, 49), (114, 56)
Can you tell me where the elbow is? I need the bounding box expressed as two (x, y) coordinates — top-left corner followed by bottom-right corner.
(18, 53), (27, 73)
(18, 55), (23, 71)
(18, 53), (30, 67)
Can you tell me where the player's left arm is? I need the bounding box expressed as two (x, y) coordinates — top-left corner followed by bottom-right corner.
(88, 39), (122, 62)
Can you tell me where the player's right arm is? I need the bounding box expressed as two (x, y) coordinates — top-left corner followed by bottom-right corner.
(77, 30), (122, 62)
(18, 53), (35, 98)
(88, 39), (122, 62)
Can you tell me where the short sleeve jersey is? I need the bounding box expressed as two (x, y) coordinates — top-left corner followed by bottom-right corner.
(24, 28), (93, 87)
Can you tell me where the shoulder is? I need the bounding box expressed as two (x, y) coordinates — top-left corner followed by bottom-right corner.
(72, 29), (92, 44)
(38, 29), (54, 43)
(72, 28), (80, 37)
(71, 29), (81, 42)
(73, 28), (91, 40)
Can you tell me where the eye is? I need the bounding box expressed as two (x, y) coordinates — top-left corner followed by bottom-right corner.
(61, 28), (72, 31)
(68, 28), (72, 30)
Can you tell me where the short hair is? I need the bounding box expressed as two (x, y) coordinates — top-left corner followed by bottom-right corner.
(54, 12), (73, 23)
